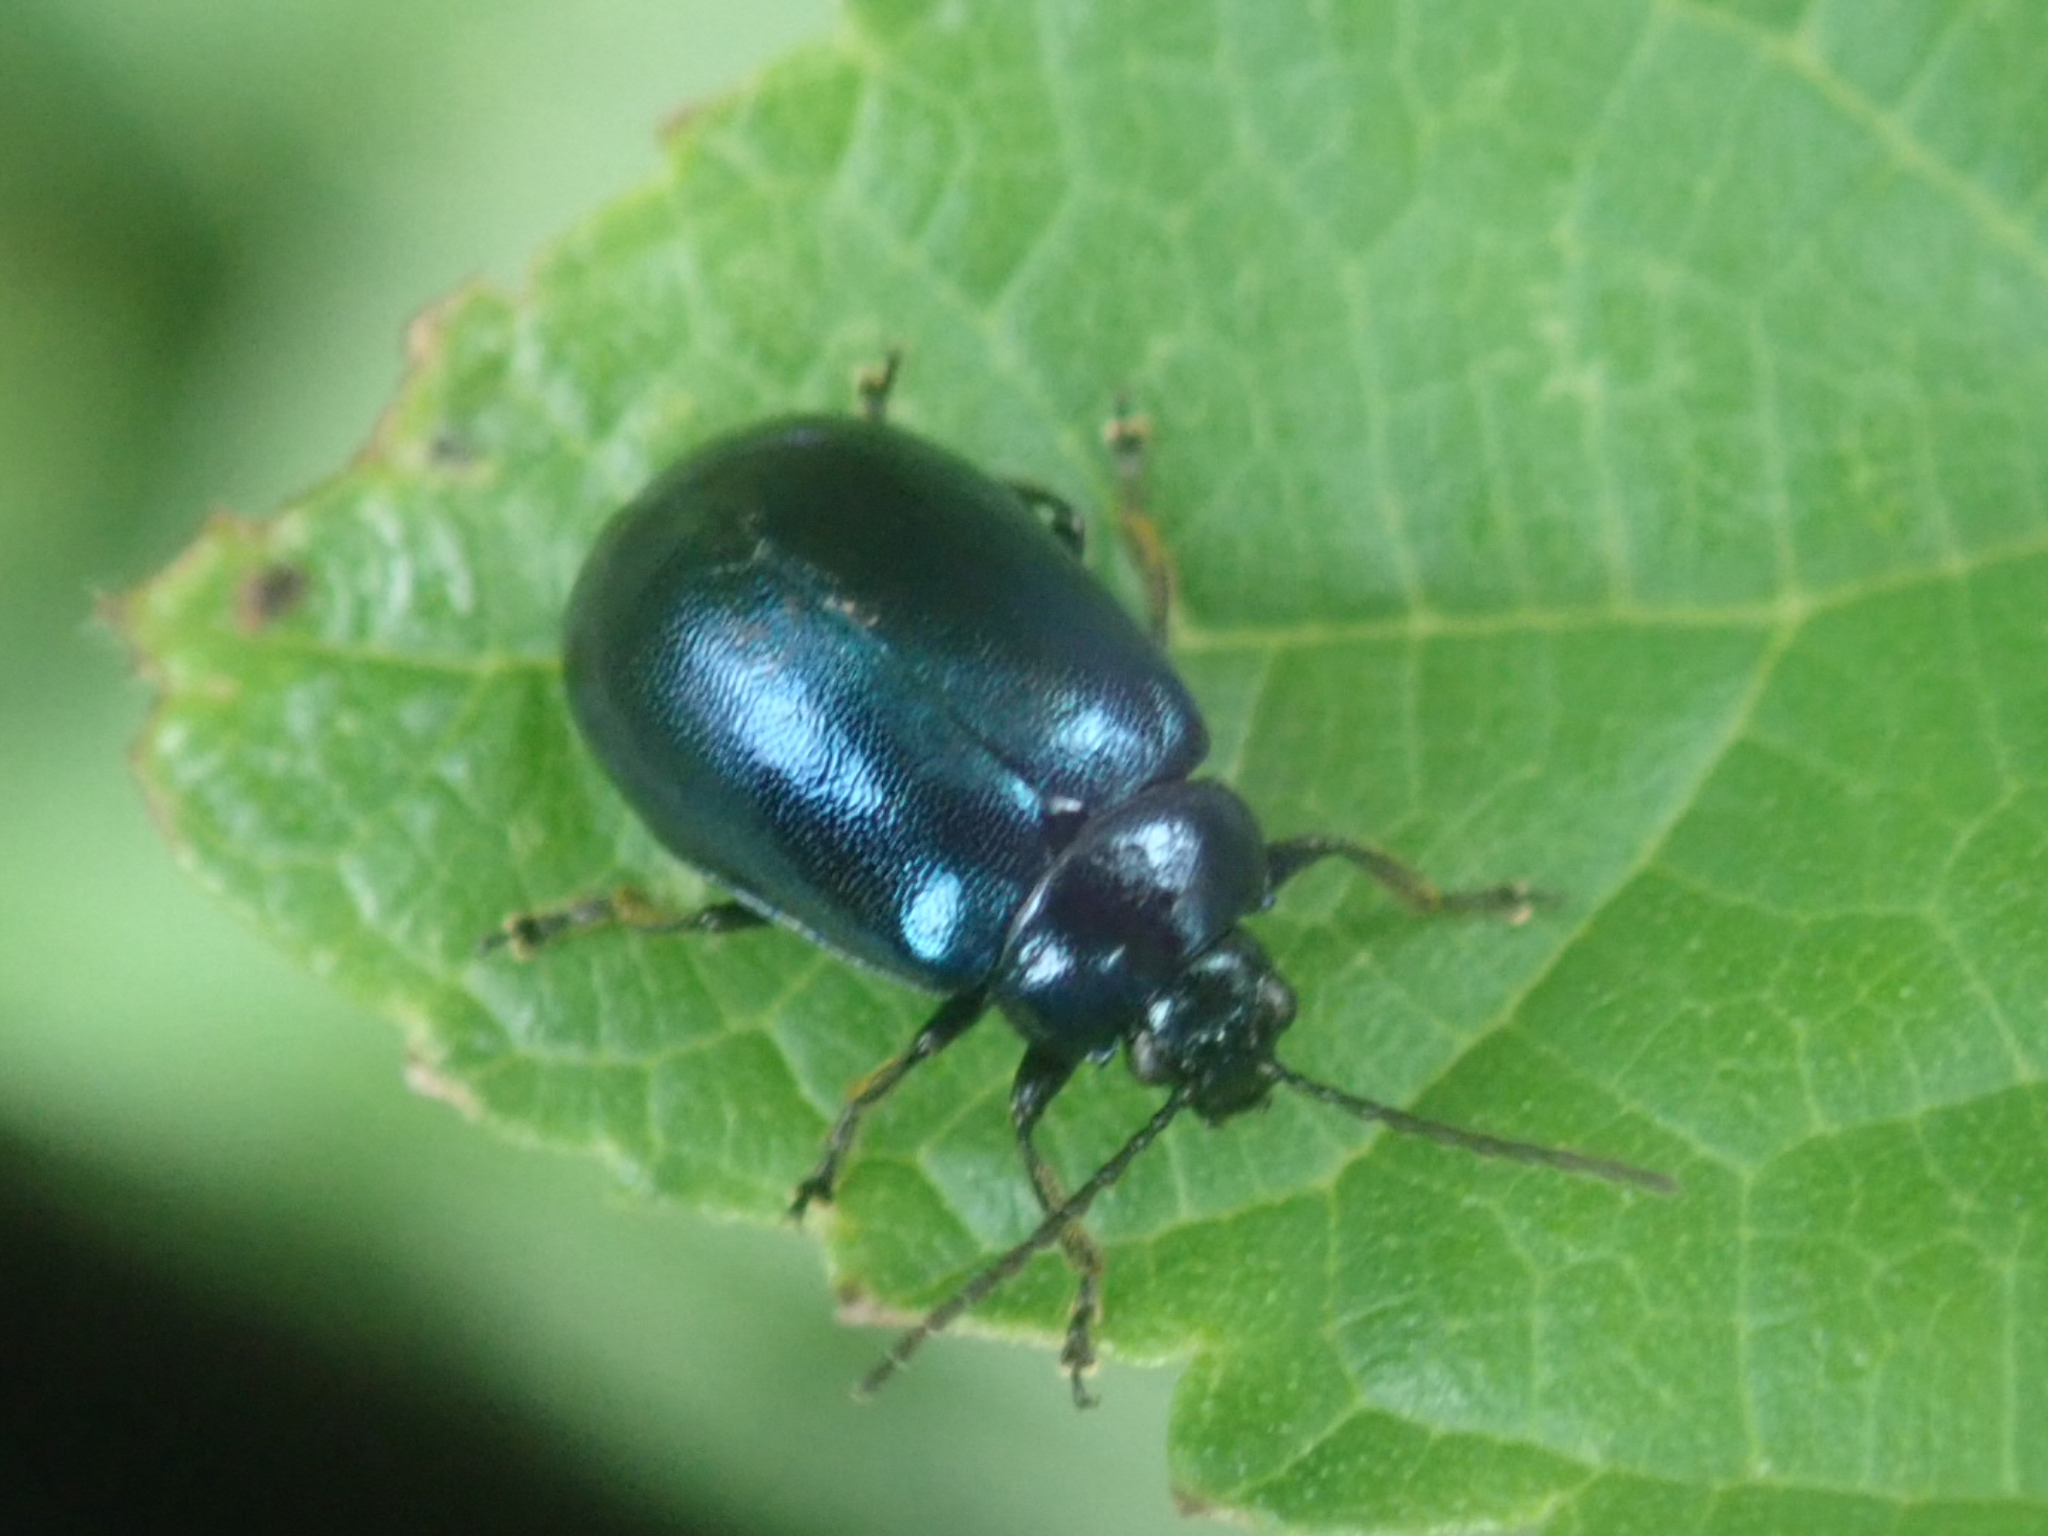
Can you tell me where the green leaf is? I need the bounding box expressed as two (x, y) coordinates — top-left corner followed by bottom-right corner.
(120, 0), (2048, 1529)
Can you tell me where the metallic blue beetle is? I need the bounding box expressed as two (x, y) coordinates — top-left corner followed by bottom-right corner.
(494, 360), (1670, 1403)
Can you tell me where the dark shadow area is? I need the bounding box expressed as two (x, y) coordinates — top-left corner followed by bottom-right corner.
(0, 1139), (735, 1536)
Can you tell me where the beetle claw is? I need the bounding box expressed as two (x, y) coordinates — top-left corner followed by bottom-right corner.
(788, 1174), (836, 1221)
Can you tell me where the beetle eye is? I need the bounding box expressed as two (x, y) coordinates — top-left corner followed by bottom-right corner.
(1259, 972), (1297, 1037)
(1128, 1028), (1169, 1084)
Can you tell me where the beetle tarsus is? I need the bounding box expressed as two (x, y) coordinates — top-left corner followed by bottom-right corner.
(477, 892), (623, 959)
(477, 891), (763, 959)
(1436, 879), (1558, 924)
(788, 1171), (835, 1220)
(1061, 1286), (1101, 1408)
(1103, 396), (1174, 643)
(789, 987), (991, 1220)
(1265, 836), (1552, 924)
(1067, 1364), (1099, 1410)
(857, 349), (903, 421)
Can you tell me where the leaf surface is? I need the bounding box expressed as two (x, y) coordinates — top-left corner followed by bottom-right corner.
(123, 1), (2048, 1529)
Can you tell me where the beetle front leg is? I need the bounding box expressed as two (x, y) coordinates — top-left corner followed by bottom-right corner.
(478, 888), (766, 959)
(1011, 1047), (1109, 1408)
(1265, 837), (1553, 923)
(790, 984), (990, 1218)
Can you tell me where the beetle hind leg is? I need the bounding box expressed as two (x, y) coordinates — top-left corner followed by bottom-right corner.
(1103, 396), (1175, 645)
(478, 888), (765, 959)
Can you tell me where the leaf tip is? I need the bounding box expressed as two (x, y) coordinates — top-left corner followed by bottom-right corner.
(404, 1050), (486, 1121)
(832, 1279), (913, 1331)
(353, 280), (510, 472)
(656, 96), (715, 149)
(1170, 1488), (1235, 1524)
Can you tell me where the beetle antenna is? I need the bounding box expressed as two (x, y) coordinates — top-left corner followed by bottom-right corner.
(1270, 1062), (1676, 1195)
(856, 1089), (1190, 1400)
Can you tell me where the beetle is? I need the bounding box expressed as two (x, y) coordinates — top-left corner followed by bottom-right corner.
(488, 355), (1673, 1404)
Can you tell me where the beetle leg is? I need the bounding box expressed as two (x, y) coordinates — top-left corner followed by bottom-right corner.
(1010, 1047), (1108, 1408)
(1006, 480), (1086, 558)
(478, 888), (765, 959)
(1265, 837), (1557, 924)
(790, 985), (990, 1218)
(856, 348), (903, 422)
(1102, 396), (1175, 645)
(857, 1090), (1186, 1401)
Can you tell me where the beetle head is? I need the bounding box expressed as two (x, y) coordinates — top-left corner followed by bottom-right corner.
(1128, 930), (1296, 1122)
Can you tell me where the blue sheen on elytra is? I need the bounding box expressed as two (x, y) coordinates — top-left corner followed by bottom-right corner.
(563, 415), (1207, 1010)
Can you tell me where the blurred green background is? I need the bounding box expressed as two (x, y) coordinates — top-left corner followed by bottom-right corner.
(0, 3), (1192, 1531)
